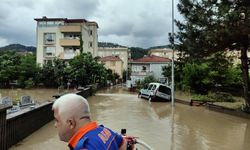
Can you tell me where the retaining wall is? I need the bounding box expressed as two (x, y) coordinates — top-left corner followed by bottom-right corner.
(0, 88), (92, 150)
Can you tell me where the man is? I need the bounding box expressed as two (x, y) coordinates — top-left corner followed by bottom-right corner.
(52, 93), (127, 150)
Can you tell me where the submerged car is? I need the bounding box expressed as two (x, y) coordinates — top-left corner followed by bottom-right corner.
(138, 82), (171, 101)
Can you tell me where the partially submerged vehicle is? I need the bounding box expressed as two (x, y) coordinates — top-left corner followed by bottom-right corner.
(138, 82), (171, 101)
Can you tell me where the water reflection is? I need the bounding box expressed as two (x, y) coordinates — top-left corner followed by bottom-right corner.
(9, 87), (250, 150)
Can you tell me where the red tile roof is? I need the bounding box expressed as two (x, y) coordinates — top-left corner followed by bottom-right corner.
(131, 55), (171, 63)
(100, 56), (122, 62)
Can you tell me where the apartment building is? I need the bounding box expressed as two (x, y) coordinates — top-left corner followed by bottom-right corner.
(148, 48), (179, 60)
(34, 16), (98, 65)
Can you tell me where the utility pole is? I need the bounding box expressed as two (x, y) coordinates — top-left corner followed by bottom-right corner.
(171, 0), (175, 107)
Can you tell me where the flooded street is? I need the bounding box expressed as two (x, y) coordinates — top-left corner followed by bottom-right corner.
(0, 88), (75, 103)
(8, 86), (250, 150)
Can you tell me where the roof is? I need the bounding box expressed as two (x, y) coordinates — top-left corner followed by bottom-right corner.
(34, 16), (98, 27)
(100, 56), (122, 62)
(130, 55), (171, 63)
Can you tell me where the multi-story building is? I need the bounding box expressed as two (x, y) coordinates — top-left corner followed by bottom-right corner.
(34, 16), (98, 65)
(98, 47), (130, 71)
(148, 48), (179, 60)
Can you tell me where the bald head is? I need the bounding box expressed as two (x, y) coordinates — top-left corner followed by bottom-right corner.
(52, 93), (90, 121)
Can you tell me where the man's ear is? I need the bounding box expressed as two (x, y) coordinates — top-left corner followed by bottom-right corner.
(67, 118), (76, 129)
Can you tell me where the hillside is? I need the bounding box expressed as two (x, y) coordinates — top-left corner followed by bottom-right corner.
(0, 43), (168, 59)
(98, 42), (127, 48)
(0, 44), (36, 53)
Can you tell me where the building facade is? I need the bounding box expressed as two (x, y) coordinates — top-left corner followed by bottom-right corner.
(129, 55), (171, 85)
(148, 48), (179, 60)
(98, 47), (130, 71)
(99, 56), (123, 78)
(35, 16), (98, 65)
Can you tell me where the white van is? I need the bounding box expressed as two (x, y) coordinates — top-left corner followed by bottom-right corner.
(138, 82), (171, 101)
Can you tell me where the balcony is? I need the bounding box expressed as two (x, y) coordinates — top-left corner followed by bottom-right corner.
(60, 39), (80, 46)
(59, 25), (81, 32)
(131, 71), (153, 76)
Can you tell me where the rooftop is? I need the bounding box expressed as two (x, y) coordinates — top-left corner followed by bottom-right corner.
(34, 16), (98, 27)
(100, 56), (123, 62)
(130, 55), (171, 63)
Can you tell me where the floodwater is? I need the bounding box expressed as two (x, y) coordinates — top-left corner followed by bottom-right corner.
(7, 86), (250, 150)
(0, 88), (75, 103)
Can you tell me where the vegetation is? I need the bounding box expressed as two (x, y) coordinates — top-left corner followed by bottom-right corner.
(192, 92), (235, 103)
(166, 0), (249, 107)
(135, 75), (158, 90)
(130, 47), (149, 59)
(0, 51), (119, 89)
(0, 43), (36, 53)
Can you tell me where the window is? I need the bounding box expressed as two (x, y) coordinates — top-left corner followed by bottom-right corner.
(44, 46), (56, 57)
(151, 85), (157, 90)
(142, 66), (146, 71)
(44, 33), (56, 44)
(89, 42), (93, 48)
(89, 30), (93, 36)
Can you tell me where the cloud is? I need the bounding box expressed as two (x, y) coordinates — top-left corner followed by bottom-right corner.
(0, 0), (180, 48)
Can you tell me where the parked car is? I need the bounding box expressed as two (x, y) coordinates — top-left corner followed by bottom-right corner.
(138, 82), (171, 101)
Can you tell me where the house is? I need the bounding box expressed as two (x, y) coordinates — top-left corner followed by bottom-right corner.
(129, 55), (171, 85)
(34, 16), (98, 65)
(98, 47), (130, 71)
(99, 56), (123, 78)
(148, 48), (179, 60)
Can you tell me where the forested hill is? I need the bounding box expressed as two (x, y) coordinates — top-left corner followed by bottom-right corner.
(0, 44), (36, 53)
(98, 42), (127, 48)
(0, 43), (169, 59)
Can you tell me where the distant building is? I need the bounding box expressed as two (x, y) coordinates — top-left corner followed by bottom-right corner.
(148, 48), (179, 60)
(98, 47), (130, 71)
(34, 16), (98, 65)
(100, 56), (123, 78)
(129, 55), (171, 85)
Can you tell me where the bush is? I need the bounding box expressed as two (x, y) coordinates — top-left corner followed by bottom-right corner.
(192, 94), (213, 101)
(24, 79), (34, 89)
(136, 75), (158, 90)
(209, 92), (235, 102)
(192, 92), (235, 102)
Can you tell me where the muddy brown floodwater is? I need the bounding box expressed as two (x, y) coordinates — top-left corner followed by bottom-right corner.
(6, 86), (250, 150)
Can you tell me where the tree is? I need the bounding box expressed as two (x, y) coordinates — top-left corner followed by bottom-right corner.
(69, 52), (107, 87)
(0, 51), (21, 87)
(18, 54), (38, 88)
(175, 0), (250, 106)
(80, 33), (83, 54)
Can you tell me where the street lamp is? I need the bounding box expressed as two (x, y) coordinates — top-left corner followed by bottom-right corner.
(171, 0), (175, 107)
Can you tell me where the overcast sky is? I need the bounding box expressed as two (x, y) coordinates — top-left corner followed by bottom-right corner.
(0, 0), (181, 48)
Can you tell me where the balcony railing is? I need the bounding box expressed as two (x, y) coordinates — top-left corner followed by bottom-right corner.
(59, 25), (81, 32)
(60, 39), (80, 46)
(131, 71), (153, 76)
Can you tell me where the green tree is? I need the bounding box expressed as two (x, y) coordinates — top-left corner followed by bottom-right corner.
(69, 52), (106, 87)
(18, 54), (38, 88)
(175, 0), (250, 106)
(80, 33), (83, 54)
(40, 60), (57, 87)
(0, 51), (21, 87)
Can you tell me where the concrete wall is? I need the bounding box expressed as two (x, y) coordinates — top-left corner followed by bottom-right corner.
(0, 88), (92, 150)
